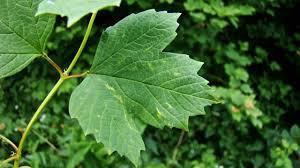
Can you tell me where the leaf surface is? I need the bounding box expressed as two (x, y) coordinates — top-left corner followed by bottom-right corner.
(36, 0), (121, 27)
(69, 10), (215, 165)
(0, 0), (55, 79)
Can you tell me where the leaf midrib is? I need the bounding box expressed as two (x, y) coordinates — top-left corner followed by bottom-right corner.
(90, 73), (212, 102)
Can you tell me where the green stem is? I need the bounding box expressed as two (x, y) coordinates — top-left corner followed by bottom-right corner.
(1, 156), (17, 166)
(13, 78), (64, 168)
(0, 134), (18, 152)
(65, 12), (98, 75)
(172, 130), (185, 160)
(13, 13), (97, 168)
(32, 130), (58, 151)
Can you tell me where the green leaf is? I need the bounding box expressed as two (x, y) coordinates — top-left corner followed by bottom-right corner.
(69, 10), (215, 166)
(291, 125), (300, 139)
(66, 142), (93, 168)
(36, 0), (121, 27)
(0, 0), (55, 79)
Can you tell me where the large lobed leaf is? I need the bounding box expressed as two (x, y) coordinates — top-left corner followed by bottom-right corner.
(36, 0), (122, 27)
(69, 10), (215, 166)
(0, 0), (55, 79)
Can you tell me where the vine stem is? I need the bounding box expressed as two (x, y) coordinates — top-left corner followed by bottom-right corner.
(13, 78), (64, 167)
(13, 12), (97, 168)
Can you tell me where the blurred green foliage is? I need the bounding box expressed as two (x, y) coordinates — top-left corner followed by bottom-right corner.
(1, 0), (299, 167)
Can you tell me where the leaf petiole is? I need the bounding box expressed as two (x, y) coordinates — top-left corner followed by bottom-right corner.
(63, 71), (89, 79)
(42, 54), (64, 76)
(65, 12), (98, 75)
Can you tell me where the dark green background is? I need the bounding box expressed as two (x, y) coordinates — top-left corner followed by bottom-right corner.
(1, 0), (299, 167)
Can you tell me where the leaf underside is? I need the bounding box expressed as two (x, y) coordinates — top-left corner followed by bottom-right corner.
(69, 9), (215, 166)
(36, 0), (121, 27)
(0, 0), (55, 79)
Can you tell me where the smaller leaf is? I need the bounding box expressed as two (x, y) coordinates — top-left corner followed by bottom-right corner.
(36, 0), (122, 27)
(291, 125), (300, 139)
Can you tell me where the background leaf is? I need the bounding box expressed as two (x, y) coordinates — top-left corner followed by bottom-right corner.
(36, 0), (121, 27)
(0, 0), (55, 79)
